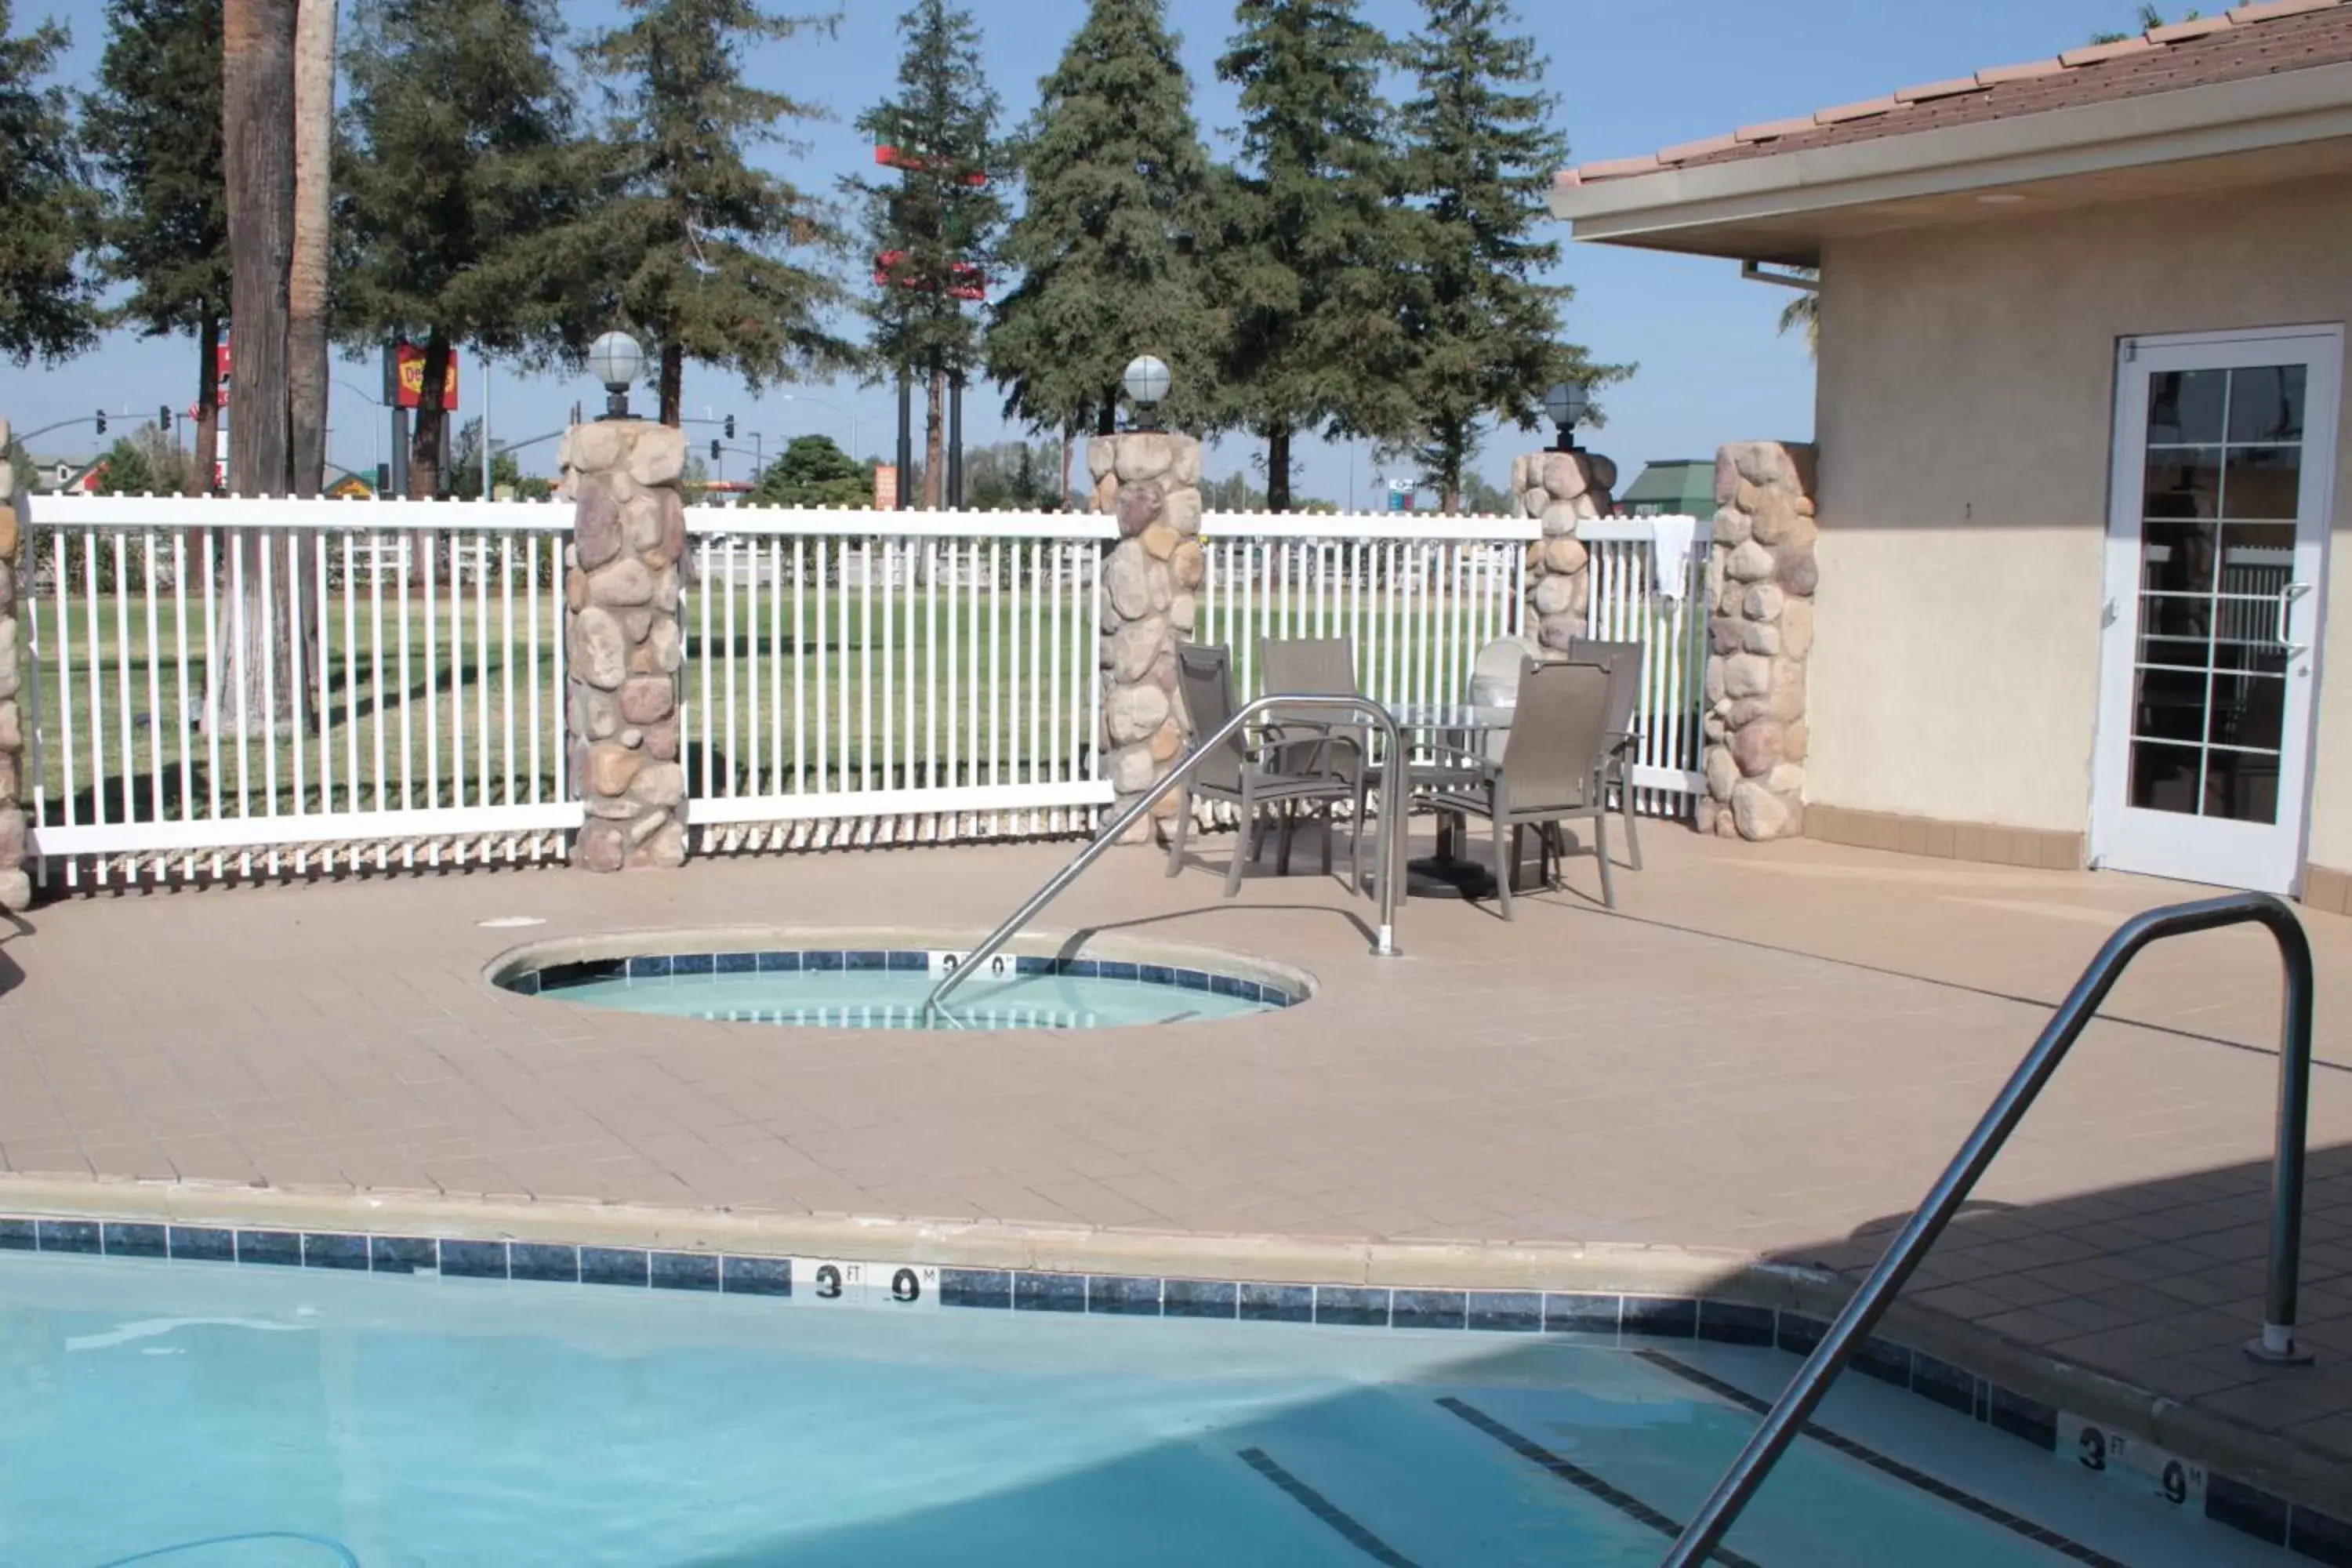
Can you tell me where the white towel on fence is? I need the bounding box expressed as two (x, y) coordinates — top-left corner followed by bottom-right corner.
(1650, 513), (1697, 601)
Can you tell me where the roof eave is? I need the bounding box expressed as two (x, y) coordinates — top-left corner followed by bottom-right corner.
(1552, 62), (2352, 259)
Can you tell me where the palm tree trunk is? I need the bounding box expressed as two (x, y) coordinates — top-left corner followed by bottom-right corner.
(212, 0), (298, 740)
(286, 0), (333, 499)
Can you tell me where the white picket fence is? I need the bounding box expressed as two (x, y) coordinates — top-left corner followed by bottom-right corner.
(678, 509), (1115, 855)
(14, 493), (1709, 887)
(20, 494), (576, 887)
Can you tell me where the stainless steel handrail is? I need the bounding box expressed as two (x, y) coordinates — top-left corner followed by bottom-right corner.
(1661, 891), (2316, 1566)
(921, 694), (1410, 1026)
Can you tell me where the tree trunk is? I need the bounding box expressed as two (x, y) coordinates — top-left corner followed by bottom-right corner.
(924, 365), (946, 509)
(1266, 425), (1292, 514)
(1096, 391), (1116, 439)
(212, 0), (298, 741)
(286, 0), (333, 499)
(407, 332), (451, 500)
(659, 342), (683, 427)
(191, 314), (221, 497)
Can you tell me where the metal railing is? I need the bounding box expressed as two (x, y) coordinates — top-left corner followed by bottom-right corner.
(1661, 891), (2316, 1566)
(922, 692), (1410, 1025)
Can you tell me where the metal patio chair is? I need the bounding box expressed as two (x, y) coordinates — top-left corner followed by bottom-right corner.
(1258, 637), (1374, 879)
(1566, 637), (1646, 872)
(1167, 643), (1367, 897)
(1421, 659), (1617, 917)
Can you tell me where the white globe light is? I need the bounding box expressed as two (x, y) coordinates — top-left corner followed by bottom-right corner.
(1544, 381), (1590, 429)
(1123, 354), (1173, 409)
(591, 331), (646, 393)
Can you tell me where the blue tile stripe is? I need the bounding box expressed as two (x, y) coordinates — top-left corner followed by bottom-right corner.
(514, 949), (1305, 1007)
(2, 1207), (2339, 1566)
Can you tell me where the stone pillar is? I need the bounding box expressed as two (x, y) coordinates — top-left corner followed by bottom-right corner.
(1088, 431), (1202, 840)
(1515, 448), (1616, 652)
(561, 419), (689, 871)
(1700, 441), (1818, 842)
(0, 421), (25, 909)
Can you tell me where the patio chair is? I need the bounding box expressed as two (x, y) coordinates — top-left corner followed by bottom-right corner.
(1167, 643), (1366, 897)
(1421, 659), (1616, 918)
(1258, 637), (1374, 876)
(1566, 637), (1646, 871)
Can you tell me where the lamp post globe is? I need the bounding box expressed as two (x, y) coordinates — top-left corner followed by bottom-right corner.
(1544, 381), (1589, 451)
(1122, 355), (1172, 431)
(591, 332), (646, 420)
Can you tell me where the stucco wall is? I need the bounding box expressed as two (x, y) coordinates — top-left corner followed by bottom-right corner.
(1809, 174), (2352, 869)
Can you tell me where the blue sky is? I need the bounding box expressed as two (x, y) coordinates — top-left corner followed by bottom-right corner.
(19, 0), (2142, 502)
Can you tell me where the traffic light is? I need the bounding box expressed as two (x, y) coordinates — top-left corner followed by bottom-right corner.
(158, 405), (173, 432)
(710, 437), (721, 461)
(95, 409), (107, 435)
(723, 415), (736, 440)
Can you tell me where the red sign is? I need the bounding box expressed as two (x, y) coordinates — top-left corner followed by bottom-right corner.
(873, 463), (899, 511)
(394, 343), (461, 411)
(873, 250), (986, 303)
(216, 336), (231, 408)
(874, 145), (988, 187)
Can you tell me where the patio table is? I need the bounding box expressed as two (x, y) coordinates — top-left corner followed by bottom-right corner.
(1383, 702), (1518, 898)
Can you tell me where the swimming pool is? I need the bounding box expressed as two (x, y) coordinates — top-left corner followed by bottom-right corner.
(0, 1249), (2293, 1567)
(492, 934), (1309, 1030)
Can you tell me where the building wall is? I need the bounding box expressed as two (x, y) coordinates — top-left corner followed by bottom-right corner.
(1809, 173), (2352, 874)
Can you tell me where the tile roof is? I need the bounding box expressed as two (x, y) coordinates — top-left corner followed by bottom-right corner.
(1559, 0), (2352, 188)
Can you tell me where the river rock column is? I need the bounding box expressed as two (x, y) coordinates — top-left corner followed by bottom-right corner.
(1699, 441), (1818, 842)
(1515, 450), (1615, 652)
(1088, 431), (1202, 843)
(0, 421), (26, 909)
(561, 419), (689, 872)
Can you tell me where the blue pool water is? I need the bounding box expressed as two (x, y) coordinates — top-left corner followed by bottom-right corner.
(0, 1254), (2283, 1566)
(510, 951), (1291, 1030)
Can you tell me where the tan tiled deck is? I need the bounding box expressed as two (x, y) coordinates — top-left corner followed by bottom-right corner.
(3, 822), (2350, 1507)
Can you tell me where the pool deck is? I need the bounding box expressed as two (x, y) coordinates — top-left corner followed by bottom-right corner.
(4, 822), (2350, 1509)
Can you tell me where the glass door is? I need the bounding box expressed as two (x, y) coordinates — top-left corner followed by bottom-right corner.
(2092, 327), (2340, 894)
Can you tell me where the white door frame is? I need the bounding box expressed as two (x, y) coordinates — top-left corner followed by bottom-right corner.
(2090, 323), (2342, 895)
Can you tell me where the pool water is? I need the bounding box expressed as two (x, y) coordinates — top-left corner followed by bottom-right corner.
(527, 963), (1285, 1030)
(0, 1254), (2279, 1566)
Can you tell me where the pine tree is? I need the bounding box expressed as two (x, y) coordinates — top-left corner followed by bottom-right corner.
(988, 0), (1218, 440)
(1394, 0), (1625, 509)
(84, 0), (227, 495)
(853, 0), (1004, 508)
(590, 1), (858, 427)
(0, 2), (97, 365)
(750, 434), (871, 508)
(339, 0), (590, 499)
(1214, 0), (1405, 512)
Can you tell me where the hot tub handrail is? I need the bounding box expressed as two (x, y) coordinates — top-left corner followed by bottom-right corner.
(922, 693), (1410, 1026)
(1659, 891), (2317, 1567)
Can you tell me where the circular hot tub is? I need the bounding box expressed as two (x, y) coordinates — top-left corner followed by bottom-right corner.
(488, 930), (1312, 1032)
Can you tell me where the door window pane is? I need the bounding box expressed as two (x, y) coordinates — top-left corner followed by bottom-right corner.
(2227, 365), (2305, 443)
(2144, 448), (2220, 522)
(2223, 445), (2301, 520)
(2147, 369), (2227, 445)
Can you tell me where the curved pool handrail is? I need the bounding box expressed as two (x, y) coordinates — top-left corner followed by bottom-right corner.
(1660, 891), (2317, 1566)
(923, 691), (1410, 1026)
